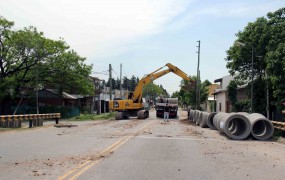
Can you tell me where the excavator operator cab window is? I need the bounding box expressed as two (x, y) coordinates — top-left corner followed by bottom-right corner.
(113, 101), (119, 108)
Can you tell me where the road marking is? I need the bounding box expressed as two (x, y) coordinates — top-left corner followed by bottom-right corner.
(69, 160), (99, 180)
(58, 160), (91, 180)
(58, 120), (155, 180)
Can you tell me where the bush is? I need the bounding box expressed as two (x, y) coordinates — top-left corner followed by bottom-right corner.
(72, 112), (115, 121)
(233, 99), (250, 112)
(11, 105), (80, 118)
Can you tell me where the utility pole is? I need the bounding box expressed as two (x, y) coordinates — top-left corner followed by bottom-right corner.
(36, 67), (39, 114)
(196, 40), (201, 110)
(251, 45), (254, 113)
(109, 64), (112, 100)
(120, 63), (122, 98)
(266, 71), (269, 119)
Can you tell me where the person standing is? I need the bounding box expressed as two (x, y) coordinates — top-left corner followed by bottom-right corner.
(164, 104), (170, 122)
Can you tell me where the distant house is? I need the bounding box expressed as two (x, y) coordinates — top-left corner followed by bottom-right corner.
(213, 75), (249, 112)
(213, 75), (234, 112)
(38, 89), (78, 107)
(205, 84), (219, 112)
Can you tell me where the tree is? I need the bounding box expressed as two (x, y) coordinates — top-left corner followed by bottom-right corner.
(226, 7), (285, 111)
(177, 76), (210, 108)
(0, 16), (59, 97)
(0, 16), (94, 99)
(266, 8), (285, 110)
(142, 83), (163, 98)
(226, 17), (269, 80)
(122, 76), (129, 90)
(159, 84), (169, 97)
(130, 75), (138, 91)
(36, 50), (94, 95)
(227, 80), (238, 108)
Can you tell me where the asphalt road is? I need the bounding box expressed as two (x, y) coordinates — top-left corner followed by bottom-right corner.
(0, 109), (285, 180)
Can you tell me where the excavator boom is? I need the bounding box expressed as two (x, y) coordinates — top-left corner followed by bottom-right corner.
(109, 63), (194, 120)
(131, 63), (192, 103)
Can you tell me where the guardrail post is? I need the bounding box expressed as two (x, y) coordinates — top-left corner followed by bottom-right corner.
(29, 119), (33, 128)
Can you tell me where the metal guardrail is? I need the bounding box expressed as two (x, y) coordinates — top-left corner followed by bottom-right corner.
(271, 121), (285, 131)
(0, 113), (61, 128)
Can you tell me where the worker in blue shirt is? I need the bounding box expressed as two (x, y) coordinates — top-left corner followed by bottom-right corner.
(164, 104), (170, 122)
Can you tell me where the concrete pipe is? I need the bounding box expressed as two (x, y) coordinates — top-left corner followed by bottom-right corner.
(190, 110), (195, 121)
(192, 110), (196, 122)
(213, 112), (228, 132)
(191, 110), (195, 121)
(214, 112), (251, 140)
(207, 112), (217, 130)
(164, 98), (178, 104)
(197, 111), (202, 125)
(247, 113), (274, 140)
(192, 110), (197, 122)
(195, 111), (201, 125)
(187, 110), (190, 120)
(156, 98), (178, 104)
(199, 112), (209, 128)
(189, 109), (192, 120)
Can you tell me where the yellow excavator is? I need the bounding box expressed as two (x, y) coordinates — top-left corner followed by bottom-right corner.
(109, 63), (194, 120)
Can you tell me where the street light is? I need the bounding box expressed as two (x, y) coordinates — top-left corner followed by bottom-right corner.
(235, 41), (254, 113)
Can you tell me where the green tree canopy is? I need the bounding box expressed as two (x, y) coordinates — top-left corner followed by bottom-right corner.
(226, 7), (285, 110)
(0, 16), (94, 98)
(174, 76), (210, 108)
(142, 83), (164, 98)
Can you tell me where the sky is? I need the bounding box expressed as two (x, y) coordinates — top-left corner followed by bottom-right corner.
(0, 0), (284, 94)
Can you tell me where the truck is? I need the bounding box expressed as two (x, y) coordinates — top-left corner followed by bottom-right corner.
(155, 98), (179, 118)
(109, 63), (194, 120)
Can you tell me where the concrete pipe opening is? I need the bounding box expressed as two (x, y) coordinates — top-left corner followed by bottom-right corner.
(224, 114), (251, 140)
(247, 113), (274, 140)
(207, 112), (217, 130)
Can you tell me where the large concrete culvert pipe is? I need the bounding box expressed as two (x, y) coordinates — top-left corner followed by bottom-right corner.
(193, 110), (197, 124)
(214, 112), (251, 140)
(207, 112), (217, 130)
(156, 97), (176, 103)
(213, 112), (227, 132)
(247, 113), (274, 140)
(189, 109), (194, 120)
(199, 112), (209, 128)
(191, 110), (197, 122)
(195, 111), (201, 125)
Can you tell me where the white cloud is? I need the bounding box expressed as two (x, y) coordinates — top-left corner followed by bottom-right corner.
(166, 0), (284, 31)
(0, 0), (190, 60)
(196, 1), (283, 18)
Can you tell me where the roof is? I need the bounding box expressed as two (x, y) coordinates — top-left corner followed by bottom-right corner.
(208, 84), (219, 96)
(214, 78), (222, 83)
(45, 89), (77, 99)
(212, 89), (226, 95)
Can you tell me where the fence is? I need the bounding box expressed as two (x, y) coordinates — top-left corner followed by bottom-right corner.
(0, 113), (61, 128)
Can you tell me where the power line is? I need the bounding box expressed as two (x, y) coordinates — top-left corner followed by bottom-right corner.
(112, 69), (120, 79)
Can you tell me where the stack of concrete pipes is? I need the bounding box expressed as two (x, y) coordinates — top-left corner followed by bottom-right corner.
(188, 110), (274, 140)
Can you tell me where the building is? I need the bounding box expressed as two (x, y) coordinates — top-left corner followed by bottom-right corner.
(213, 75), (234, 112)
(205, 84), (219, 112)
